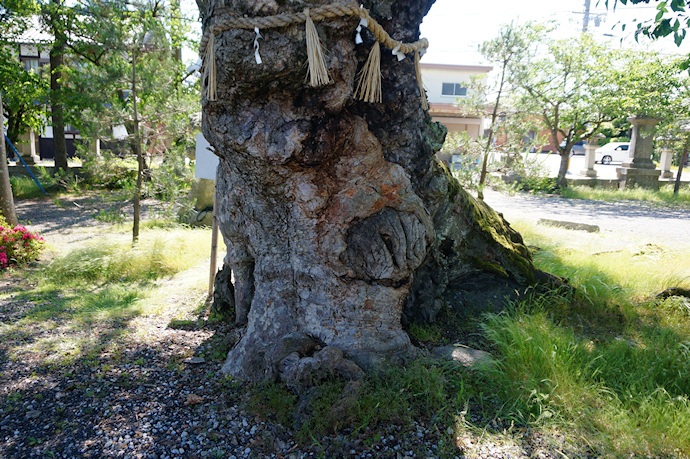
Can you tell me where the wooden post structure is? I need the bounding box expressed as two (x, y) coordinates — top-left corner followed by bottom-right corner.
(675, 138), (689, 195)
(208, 187), (219, 298)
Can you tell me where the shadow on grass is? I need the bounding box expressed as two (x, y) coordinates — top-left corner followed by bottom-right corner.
(0, 277), (247, 458)
(2, 229), (689, 457)
(455, 243), (690, 456)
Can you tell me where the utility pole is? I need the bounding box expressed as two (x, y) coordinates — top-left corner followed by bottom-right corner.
(583, 0), (591, 32)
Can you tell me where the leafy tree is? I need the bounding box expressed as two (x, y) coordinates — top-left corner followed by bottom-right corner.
(1, 91), (19, 227)
(616, 50), (685, 119)
(452, 23), (548, 197)
(0, 51), (49, 145)
(38, 0), (72, 173)
(652, 72), (690, 194)
(453, 73), (547, 193)
(60, 0), (198, 242)
(0, 0), (49, 147)
(507, 28), (680, 188)
(472, 23), (543, 198)
(0, 0), (38, 36)
(607, 0), (690, 47)
(657, 119), (690, 194)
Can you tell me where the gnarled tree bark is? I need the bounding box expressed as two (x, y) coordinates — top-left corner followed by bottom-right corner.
(198, 0), (554, 381)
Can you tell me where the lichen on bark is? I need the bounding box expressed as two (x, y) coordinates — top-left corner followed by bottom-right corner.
(198, 0), (556, 381)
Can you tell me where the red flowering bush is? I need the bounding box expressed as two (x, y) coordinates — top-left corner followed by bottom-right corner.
(0, 215), (45, 269)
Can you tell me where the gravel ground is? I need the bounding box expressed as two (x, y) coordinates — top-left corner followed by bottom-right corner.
(483, 189), (690, 250)
(1, 195), (462, 459)
(2, 191), (685, 458)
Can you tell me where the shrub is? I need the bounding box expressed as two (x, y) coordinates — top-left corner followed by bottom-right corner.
(76, 143), (137, 190)
(0, 215), (45, 269)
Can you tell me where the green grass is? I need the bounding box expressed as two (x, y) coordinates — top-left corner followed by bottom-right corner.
(467, 220), (690, 455)
(9, 175), (52, 199)
(250, 359), (463, 449)
(560, 184), (690, 207)
(44, 228), (210, 284)
(514, 220), (690, 304)
(0, 224), (214, 367)
(4, 191), (690, 456)
(9, 168), (85, 199)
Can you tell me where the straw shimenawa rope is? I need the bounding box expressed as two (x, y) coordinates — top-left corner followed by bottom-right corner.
(204, 34), (217, 101)
(200, 1), (429, 105)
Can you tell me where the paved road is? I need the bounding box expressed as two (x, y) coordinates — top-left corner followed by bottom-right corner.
(482, 189), (690, 249)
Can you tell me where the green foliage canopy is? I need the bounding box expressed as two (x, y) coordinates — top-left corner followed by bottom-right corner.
(607, 0), (690, 47)
(0, 0), (50, 144)
(0, 50), (50, 144)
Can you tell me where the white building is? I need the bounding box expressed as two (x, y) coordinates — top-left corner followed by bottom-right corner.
(4, 16), (81, 163)
(420, 62), (493, 138)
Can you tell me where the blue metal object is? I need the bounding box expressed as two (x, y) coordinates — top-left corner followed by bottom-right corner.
(4, 134), (47, 195)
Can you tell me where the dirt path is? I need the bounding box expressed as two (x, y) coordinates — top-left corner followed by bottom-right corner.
(13, 193), (163, 250)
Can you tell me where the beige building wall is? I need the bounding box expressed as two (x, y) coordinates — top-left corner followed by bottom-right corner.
(421, 63), (492, 106)
(420, 63), (492, 143)
(434, 116), (482, 138)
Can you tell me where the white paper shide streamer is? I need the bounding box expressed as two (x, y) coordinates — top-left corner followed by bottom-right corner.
(355, 17), (367, 44)
(254, 27), (263, 64)
(392, 44), (405, 61)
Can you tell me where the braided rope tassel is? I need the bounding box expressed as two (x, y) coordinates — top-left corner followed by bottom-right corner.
(414, 50), (428, 110)
(205, 34), (217, 101)
(355, 41), (382, 103)
(304, 8), (330, 87)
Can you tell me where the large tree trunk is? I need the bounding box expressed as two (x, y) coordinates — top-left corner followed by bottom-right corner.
(0, 92), (19, 227)
(50, 22), (68, 174)
(199, 0), (554, 381)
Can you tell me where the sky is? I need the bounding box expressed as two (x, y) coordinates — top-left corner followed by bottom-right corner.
(419, 0), (690, 65)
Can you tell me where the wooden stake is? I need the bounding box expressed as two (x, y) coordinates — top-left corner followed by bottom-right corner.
(209, 187), (219, 299)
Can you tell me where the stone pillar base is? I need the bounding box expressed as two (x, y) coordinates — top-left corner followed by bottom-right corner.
(579, 169), (597, 177)
(622, 159), (656, 169)
(178, 178), (215, 227)
(617, 167), (661, 189)
(20, 153), (39, 165)
(661, 171), (674, 179)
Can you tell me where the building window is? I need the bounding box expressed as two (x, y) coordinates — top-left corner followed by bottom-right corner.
(22, 58), (39, 73)
(20, 58), (49, 76)
(441, 83), (468, 97)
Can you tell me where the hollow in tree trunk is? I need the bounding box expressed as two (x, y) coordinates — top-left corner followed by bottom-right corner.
(198, 0), (556, 381)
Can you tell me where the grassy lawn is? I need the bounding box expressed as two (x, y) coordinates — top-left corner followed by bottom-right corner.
(472, 219), (690, 456)
(2, 192), (690, 457)
(0, 221), (216, 369)
(560, 184), (690, 207)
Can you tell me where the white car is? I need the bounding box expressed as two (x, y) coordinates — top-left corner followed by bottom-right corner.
(595, 142), (631, 165)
